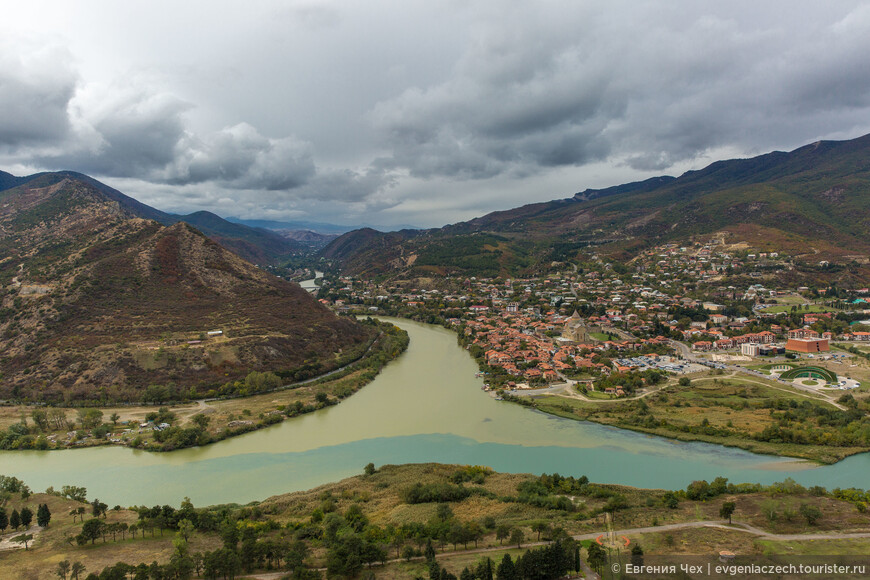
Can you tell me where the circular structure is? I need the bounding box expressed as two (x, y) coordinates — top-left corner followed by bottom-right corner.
(778, 365), (837, 384)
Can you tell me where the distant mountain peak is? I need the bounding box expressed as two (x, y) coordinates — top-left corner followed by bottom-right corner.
(323, 132), (870, 281)
(0, 170), (301, 264)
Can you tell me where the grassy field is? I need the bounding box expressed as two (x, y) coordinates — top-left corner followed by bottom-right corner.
(0, 492), (223, 580)
(761, 303), (831, 314)
(3, 463), (869, 579)
(533, 373), (870, 463)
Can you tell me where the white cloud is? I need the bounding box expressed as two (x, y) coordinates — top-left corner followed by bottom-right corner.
(2, 1), (870, 228)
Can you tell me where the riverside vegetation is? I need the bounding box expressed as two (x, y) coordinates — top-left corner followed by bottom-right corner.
(516, 375), (870, 464)
(0, 319), (408, 452)
(2, 464), (870, 579)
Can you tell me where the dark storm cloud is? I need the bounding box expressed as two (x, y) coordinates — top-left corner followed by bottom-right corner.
(0, 41), (75, 148)
(47, 84), (191, 177)
(372, 2), (870, 179)
(36, 84), (320, 194)
(164, 123), (316, 191)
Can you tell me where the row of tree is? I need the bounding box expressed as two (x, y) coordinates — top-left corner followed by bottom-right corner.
(0, 503), (50, 532)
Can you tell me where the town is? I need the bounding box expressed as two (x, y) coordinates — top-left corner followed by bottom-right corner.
(312, 236), (870, 401)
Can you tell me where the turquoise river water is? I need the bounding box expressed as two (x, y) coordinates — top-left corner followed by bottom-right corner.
(1, 318), (868, 506)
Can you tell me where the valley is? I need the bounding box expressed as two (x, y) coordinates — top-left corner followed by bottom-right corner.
(3, 135), (870, 577)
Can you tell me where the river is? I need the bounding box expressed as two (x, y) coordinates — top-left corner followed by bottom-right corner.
(1, 318), (869, 507)
(299, 270), (323, 292)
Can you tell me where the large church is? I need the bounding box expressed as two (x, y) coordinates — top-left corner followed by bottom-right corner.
(562, 310), (592, 343)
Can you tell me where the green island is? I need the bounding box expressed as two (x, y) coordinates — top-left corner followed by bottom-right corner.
(2, 464), (869, 579)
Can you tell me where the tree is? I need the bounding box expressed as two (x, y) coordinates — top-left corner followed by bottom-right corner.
(477, 557), (494, 580)
(436, 503), (454, 522)
(12, 533), (33, 550)
(465, 520), (484, 547)
(800, 503), (822, 525)
(61, 485), (87, 502)
(192, 414), (210, 429)
(364, 462), (376, 476)
(0, 507), (7, 532)
(56, 560), (71, 580)
(220, 520), (240, 550)
(20, 506), (33, 528)
(686, 480), (711, 501)
(37, 503), (52, 527)
(91, 498), (107, 518)
(109, 412), (120, 426)
(720, 501), (736, 524)
(509, 527), (524, 549)
(77, 408), (103, 430)
(10, 509), (20, 530)
(425, 539), (437, 562)
(70, 562), (86, 580)
(344, 503), (368, 532)
(630, 543), (644, 567)
(496, 553), (516, 580)
(587, 542), (607, 572)
(447, 521), (469, 550)
(79, 518), (104, 544)
(31, 408), (50, 431)
(495, 524), (510, 545)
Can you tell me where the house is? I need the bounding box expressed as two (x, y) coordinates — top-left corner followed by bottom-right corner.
(788, 328), (820, 340)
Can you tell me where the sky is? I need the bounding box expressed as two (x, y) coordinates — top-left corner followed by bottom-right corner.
(2, 1), (870, 230)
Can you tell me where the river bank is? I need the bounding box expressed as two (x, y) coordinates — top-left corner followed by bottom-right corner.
(3, 318), (870, 507)
(0, 319), (409, 452)
(2, 463), (869, 580)
(412, 311), (870, 465)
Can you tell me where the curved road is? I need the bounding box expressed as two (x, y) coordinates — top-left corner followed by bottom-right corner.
(670, 340), (846, 410)
(244, 518), (870, 580)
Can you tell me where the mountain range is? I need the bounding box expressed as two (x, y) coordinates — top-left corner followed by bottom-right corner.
(322, 133), (870, 282)
(0, 170), (300, 265)
(0, 172), (374, 403)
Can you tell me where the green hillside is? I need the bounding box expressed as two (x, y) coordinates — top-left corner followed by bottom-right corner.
(323, 133), (870, 280)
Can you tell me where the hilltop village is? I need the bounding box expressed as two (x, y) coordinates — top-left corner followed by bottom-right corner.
(315, 237), (870, 395)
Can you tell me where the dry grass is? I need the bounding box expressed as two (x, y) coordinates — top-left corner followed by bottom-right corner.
(0, 493), (223, 580)
(2, 463), (869, 577)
